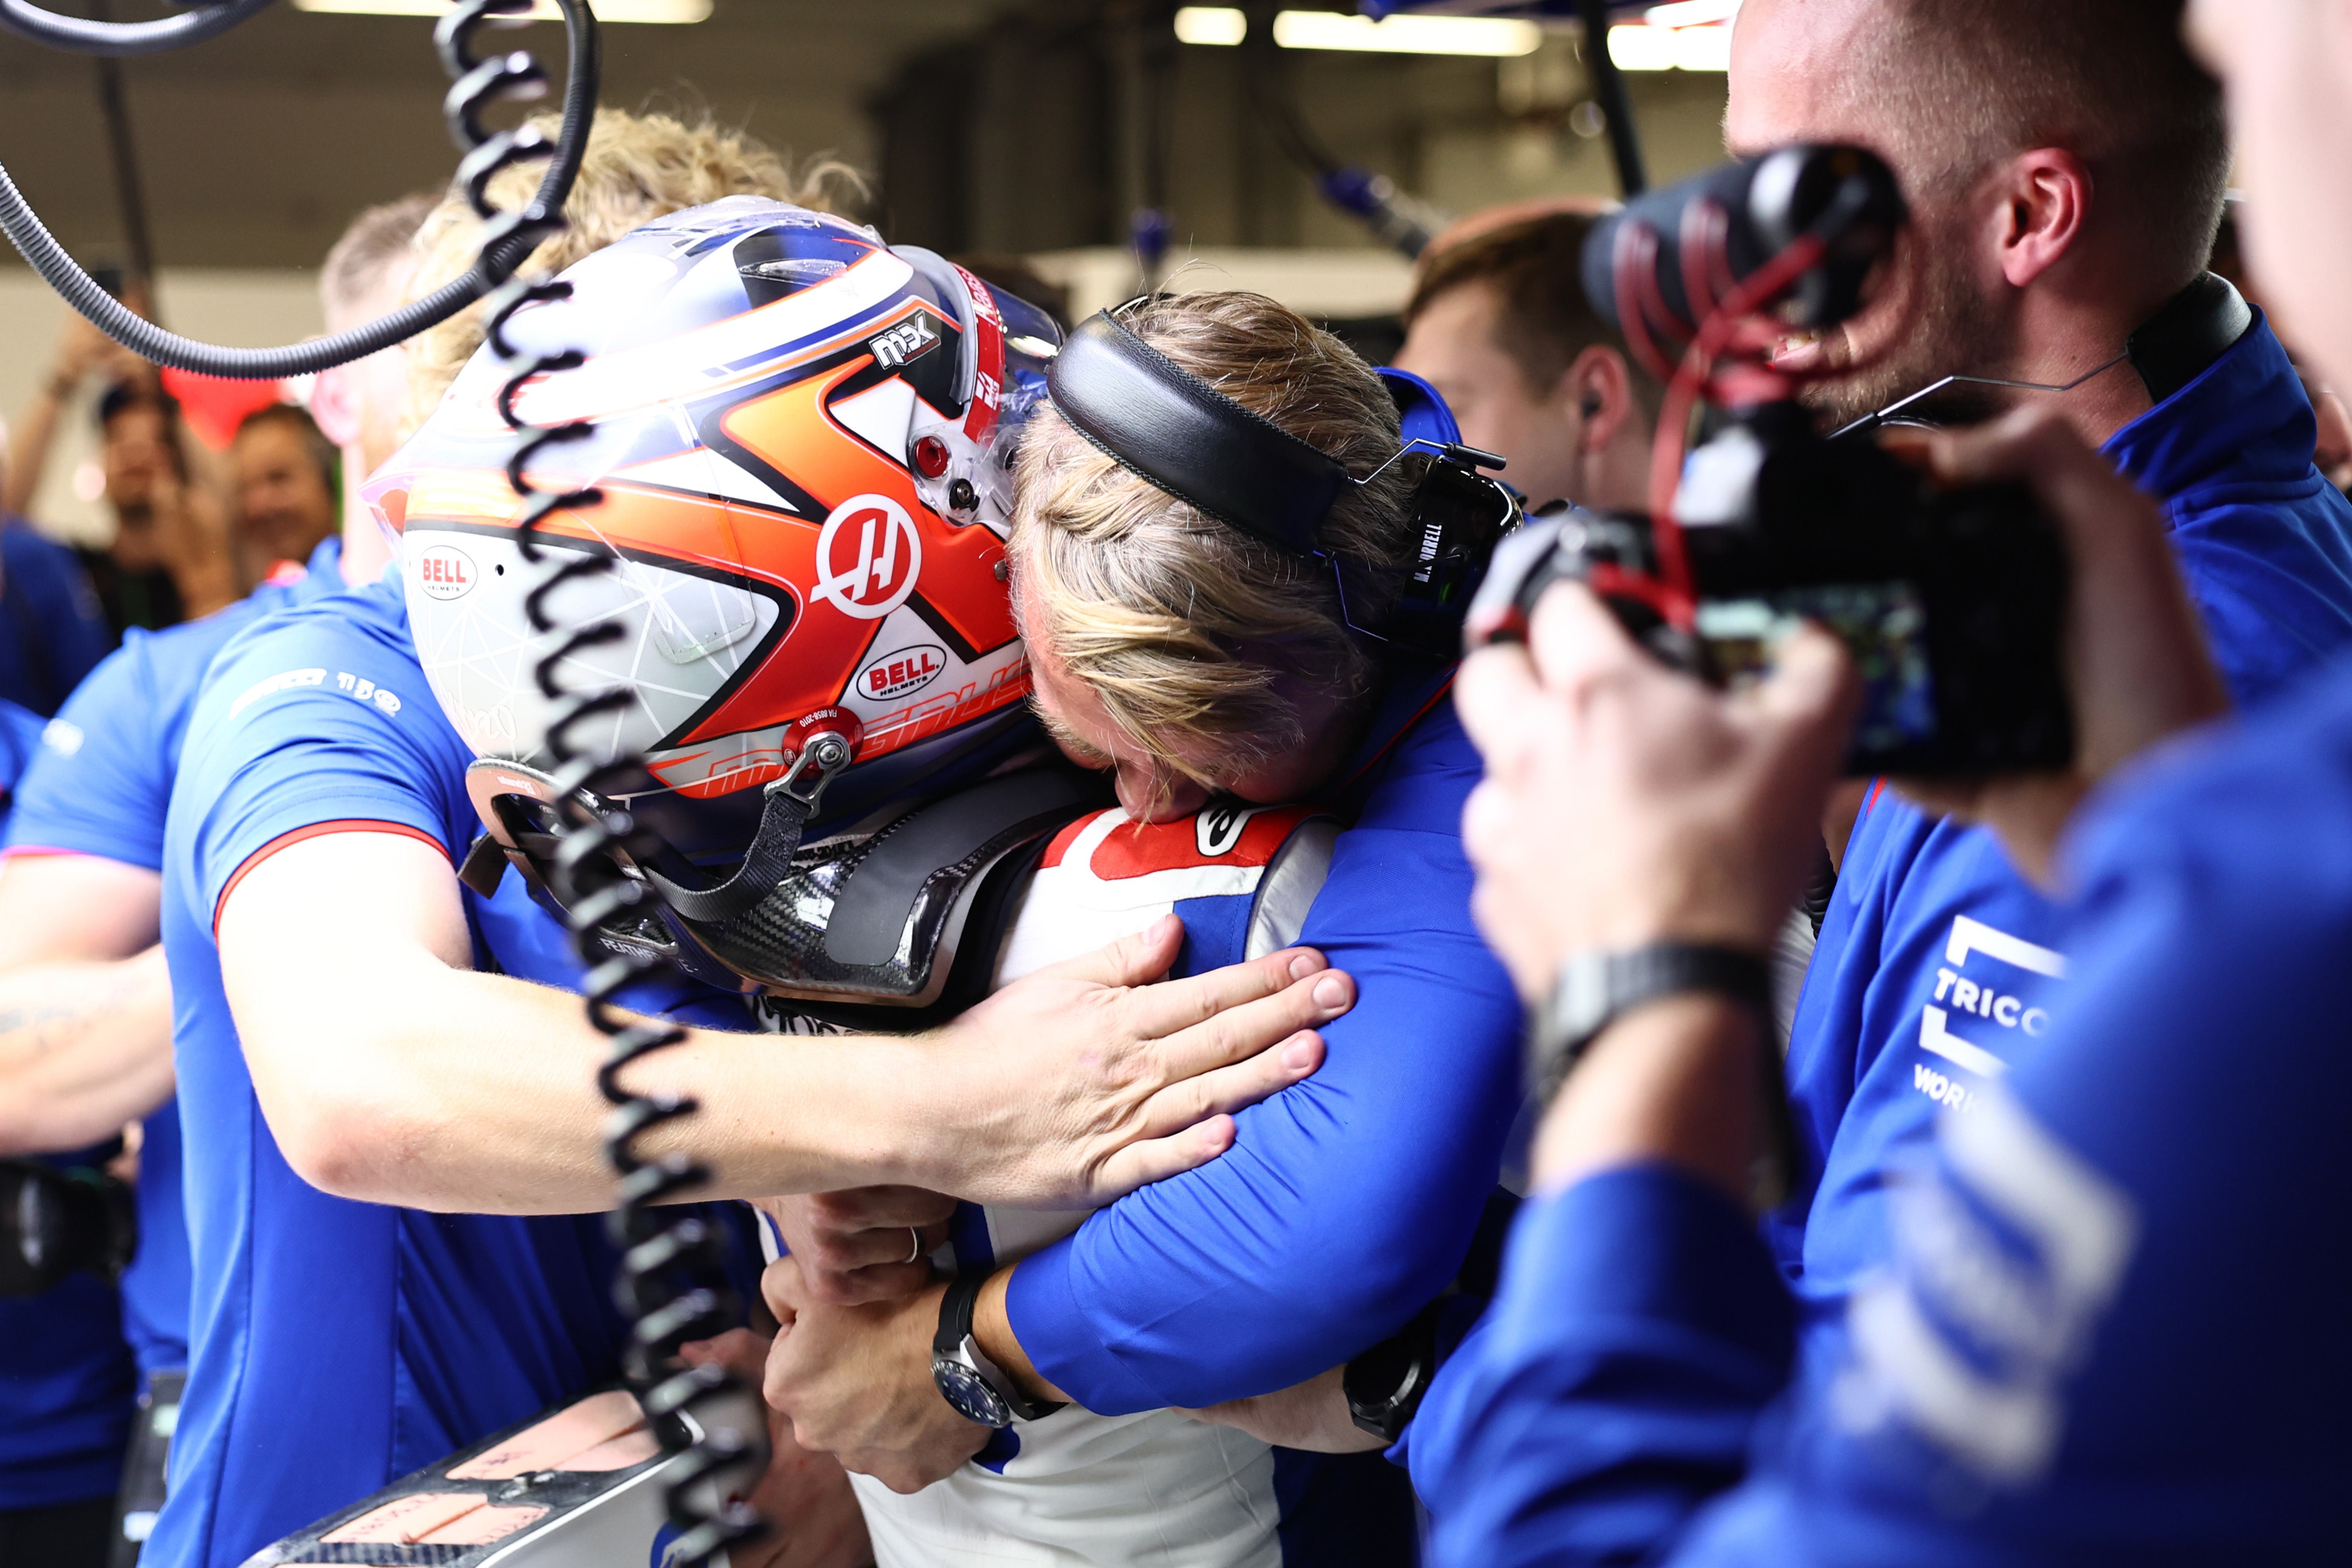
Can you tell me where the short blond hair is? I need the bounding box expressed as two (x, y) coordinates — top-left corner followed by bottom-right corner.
(401, 107), (862, 436)
(1009, 291), (1412, 780)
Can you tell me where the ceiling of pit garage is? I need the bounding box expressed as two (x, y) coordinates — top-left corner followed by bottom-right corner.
(0, 0), (1009, 269)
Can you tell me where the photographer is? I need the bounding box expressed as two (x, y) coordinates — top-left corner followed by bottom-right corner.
(1729, 0), (2352, 1369)
(1410, 0), (2352, 1561)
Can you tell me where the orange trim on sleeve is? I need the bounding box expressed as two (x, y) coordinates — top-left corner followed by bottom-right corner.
(0, 845), (99, 861)
(212, 820), (451, 938)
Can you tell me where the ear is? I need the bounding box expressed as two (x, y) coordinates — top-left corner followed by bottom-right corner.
(1990, 147), (2092, 290)
(1557, 345), (1635, 450)
(309, 364), (362, 450)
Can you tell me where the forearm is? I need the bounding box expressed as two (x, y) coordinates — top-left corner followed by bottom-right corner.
(1529, 995), (1765, 1201)
(247, 956), (939, 1214)
(0, 946), (174, 1154)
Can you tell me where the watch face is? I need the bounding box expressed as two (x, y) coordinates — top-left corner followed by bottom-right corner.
(932, 1355), (1011, 1428)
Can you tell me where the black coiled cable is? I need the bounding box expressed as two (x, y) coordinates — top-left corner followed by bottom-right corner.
(0, 0), (596, 378)
(451, 4), (771, 1562)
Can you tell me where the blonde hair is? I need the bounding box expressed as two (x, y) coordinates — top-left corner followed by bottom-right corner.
(1009, 291), (1412, 780)
(400, 107), (862, 436)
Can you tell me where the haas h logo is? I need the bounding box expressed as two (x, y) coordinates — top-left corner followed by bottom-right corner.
(811, 494), (922, 621)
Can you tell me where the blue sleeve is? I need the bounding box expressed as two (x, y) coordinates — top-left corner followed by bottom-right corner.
(1005, 700), (1526, 1412)
(1421, 687), (2352, 1568)
(178, 612), (473, 925)
(4, 637), (171, 867)
(1415, 1168), (1795, 1568)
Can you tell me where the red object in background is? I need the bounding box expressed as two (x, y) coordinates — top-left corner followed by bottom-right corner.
(159, 365), (287, 450)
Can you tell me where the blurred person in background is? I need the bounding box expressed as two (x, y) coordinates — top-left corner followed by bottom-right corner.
(1392, 208), (1655, 515)
(1405, 0), (2352, 1555)
(0, 692), (132, 1568)
(78, 383), (236, 638)
(0, 473), (112, 718)
(8, 310), (239, 639)
(227, 405), (338, 576)
(0, 196), (435, 1568)
(0, 315), (127, 712)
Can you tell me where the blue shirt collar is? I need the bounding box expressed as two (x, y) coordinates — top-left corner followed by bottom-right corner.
(2102, 308), (2320, 512)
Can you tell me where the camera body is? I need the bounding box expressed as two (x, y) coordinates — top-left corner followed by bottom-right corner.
(0, 1155), (137, 1297)
(1471, 145), (2074, 776)
(1477, 403), (2072, 773)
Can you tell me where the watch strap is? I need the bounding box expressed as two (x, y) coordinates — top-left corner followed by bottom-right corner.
(934, 1270), (1066, 1423)
(1531, 942), (1775, 1107)
(1343, 1299), (1444, 1444)
(935, 1269), (984, 1356)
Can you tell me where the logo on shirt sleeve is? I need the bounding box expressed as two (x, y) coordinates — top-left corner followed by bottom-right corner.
(228, 667), (404, 720)
(1843, 1083), (2138, 1486)
(1913, 915), (2066, 1111)
(40, 718), (83, 757)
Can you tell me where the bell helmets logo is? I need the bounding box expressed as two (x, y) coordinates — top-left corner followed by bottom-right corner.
(811, 494), (922, 621)
(858, 642), (948, 702)
(415, 543), (477, 601)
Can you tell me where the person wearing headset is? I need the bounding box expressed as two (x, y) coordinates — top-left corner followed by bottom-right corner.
(748, 287), (1524, 1564)
(147, 197), (1350, 1568)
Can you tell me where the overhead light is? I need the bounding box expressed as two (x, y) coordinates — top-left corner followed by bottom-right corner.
(1643, 0), (1739, 26)
(291, 0), (710, 22)
(1273, 11), (1541, 54)
(1173, 6), (1247, 46)
(1174, 8), (1542, 57)
(1608, 22), (1731, 71)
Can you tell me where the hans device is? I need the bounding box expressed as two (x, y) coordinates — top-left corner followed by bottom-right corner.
(1046, 303), (1521, 657)
(935, 1271), (1065, 1427)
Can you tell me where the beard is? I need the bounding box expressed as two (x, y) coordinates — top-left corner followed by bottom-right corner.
(1798, 214), (2021, 432)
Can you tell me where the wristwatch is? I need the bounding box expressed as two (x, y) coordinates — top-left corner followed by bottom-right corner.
(932, 1272), (1065, 1428)
(1530, 941), (1775, 1107)
(1343, 1300), (1444, 1444)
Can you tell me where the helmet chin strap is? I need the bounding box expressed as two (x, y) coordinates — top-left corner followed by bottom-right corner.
(643, 730), (855, 925)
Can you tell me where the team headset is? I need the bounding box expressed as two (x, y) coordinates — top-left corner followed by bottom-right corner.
(1046, 299), (1523, 656)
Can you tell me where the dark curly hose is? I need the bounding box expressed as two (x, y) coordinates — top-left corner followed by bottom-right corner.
(0, 0), (595, 378)
(453, 3), (771, 1558)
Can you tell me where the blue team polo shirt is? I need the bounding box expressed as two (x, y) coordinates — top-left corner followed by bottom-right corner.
(0, 697), (141, 1510)
(1766, 312), (2352, 1355)
(0, 519), (112, 717)
(5, 535), (346, 1385)
(148, 571), (753, 1568)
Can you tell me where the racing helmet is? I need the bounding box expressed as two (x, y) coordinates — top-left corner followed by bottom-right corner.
(371, 198), (1065, 991)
